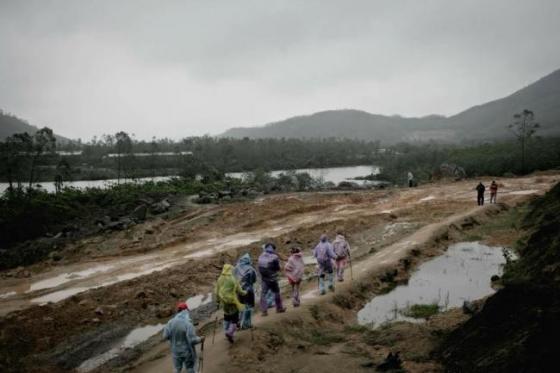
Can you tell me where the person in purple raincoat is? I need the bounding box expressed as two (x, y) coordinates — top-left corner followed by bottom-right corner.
(313, 234), (337, 295)
(258, 243), (286, 316)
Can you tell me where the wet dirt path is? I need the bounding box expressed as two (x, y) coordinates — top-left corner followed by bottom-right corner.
(1, 174), (557, 372)
(130, 175), (559, 373)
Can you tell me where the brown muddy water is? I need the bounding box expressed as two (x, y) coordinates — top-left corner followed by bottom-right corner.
(357, 242), (513, 327)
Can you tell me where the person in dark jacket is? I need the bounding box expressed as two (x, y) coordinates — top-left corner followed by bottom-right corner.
(257, 243), (286, 316)
(476, 182), (486, 206)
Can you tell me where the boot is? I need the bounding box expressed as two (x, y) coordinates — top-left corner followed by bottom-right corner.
(225, 322), (237, 343)
(242, 307), (252, 329)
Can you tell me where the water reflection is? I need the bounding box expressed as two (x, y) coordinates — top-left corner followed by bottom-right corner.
(357, 242), (511, 327)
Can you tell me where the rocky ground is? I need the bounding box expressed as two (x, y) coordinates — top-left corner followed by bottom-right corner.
(0, 173), (558, 372)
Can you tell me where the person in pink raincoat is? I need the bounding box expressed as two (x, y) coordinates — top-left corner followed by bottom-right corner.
(333, 232), (351, 282)
(284, 247), (305, 307)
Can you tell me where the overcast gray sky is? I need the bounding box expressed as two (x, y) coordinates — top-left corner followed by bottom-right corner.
(1, 0), (559, 140)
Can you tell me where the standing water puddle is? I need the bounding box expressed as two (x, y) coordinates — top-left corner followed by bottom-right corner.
(357, 242), (511, 327)
(77, 292), (212, 372)
(186, 292), (212, 310)
(27, 265), (115, 292)
(76, 323), (165, 372)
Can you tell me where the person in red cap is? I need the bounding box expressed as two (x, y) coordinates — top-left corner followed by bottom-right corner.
(163, 301), (204, 373)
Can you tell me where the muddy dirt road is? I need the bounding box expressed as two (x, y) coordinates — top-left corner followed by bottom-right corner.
(0, 173), (557, 372)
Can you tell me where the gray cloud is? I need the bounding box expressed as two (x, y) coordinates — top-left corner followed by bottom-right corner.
(1, 0), (559, 140)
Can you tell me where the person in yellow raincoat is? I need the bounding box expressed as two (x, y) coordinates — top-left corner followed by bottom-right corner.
(215, 264), (247, 343)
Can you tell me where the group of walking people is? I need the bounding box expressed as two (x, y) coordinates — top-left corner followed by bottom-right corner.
(162, 232), (351, 372)
(215, 232), (352, 343)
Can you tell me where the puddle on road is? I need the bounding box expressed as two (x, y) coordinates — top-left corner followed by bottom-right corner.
(509, 189), (538, 195)
(357, 242), (510, 327)
(27, 265), (115, 292)
(184, 248), (214, 259)
(31, 287), (90, 304)
(224, 238), (258, 247)
(76, 323), (165, 373)
(419, 195), (436, 202)
(0, 291), (16, 299)
(186, 293), (212, 310)
(30, 263), (175, 305)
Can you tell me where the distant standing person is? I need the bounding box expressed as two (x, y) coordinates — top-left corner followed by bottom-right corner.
(313, 234), (337, 295)
(490, 181), (498, 203)
(284, 247), (305, 307)
(333, 232), (351, 282)
(476, 182), (486, 206)
(408, 171), (414, 187)
(163, 302), (204, 373)
(258, 243), (286, 316)
(234, 253), (257, 329)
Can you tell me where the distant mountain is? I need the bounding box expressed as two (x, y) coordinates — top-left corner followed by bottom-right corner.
(0, 110), (69, 142)
(221, 68), (560, 143)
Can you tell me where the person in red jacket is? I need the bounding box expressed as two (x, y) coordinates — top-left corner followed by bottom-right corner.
(490, 181), (498, 203)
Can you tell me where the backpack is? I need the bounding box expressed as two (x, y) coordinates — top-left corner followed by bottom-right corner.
(316, 243), (333, 272)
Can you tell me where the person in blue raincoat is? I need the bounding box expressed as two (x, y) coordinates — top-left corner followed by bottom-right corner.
(234, 252), (257, 329)
(163, 302), (204, 373)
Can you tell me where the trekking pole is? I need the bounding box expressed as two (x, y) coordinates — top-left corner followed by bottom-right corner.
(349, 255), (354, 282)
(211, 316), (218, 344)
(198, 338), (205, 373)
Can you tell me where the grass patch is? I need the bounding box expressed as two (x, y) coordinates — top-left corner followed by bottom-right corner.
(309, 330), (345, 345)
(464, 234), (483, 241)
(344, 324), (370, 334)
(309, 304), (321, 320)
(401, 303), (439, 319)
(378, 282), (397, 294)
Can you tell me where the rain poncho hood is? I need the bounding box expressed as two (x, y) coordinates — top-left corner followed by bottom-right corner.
(258, 244), (281, 282)
(314, 237), (336, 274)
(215, 264), (245, 312)
(333, 234), (350, 258)
(285, 252), (305, 282)
(234, 253), (257, 291)
(163, 310), (201, 361)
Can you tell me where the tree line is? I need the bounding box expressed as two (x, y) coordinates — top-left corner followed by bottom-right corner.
(0, 132), (383, 185)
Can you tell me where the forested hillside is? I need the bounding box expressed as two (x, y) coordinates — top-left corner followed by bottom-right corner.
(0, 110), (68, 142)
(222, 68), (560, 143)
(0, 111), (41, 140)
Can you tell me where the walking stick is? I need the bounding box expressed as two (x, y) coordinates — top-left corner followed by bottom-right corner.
(211, 316), (218, 345)
(198, 338), (205, 373)
(349, 255), (354, 282)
